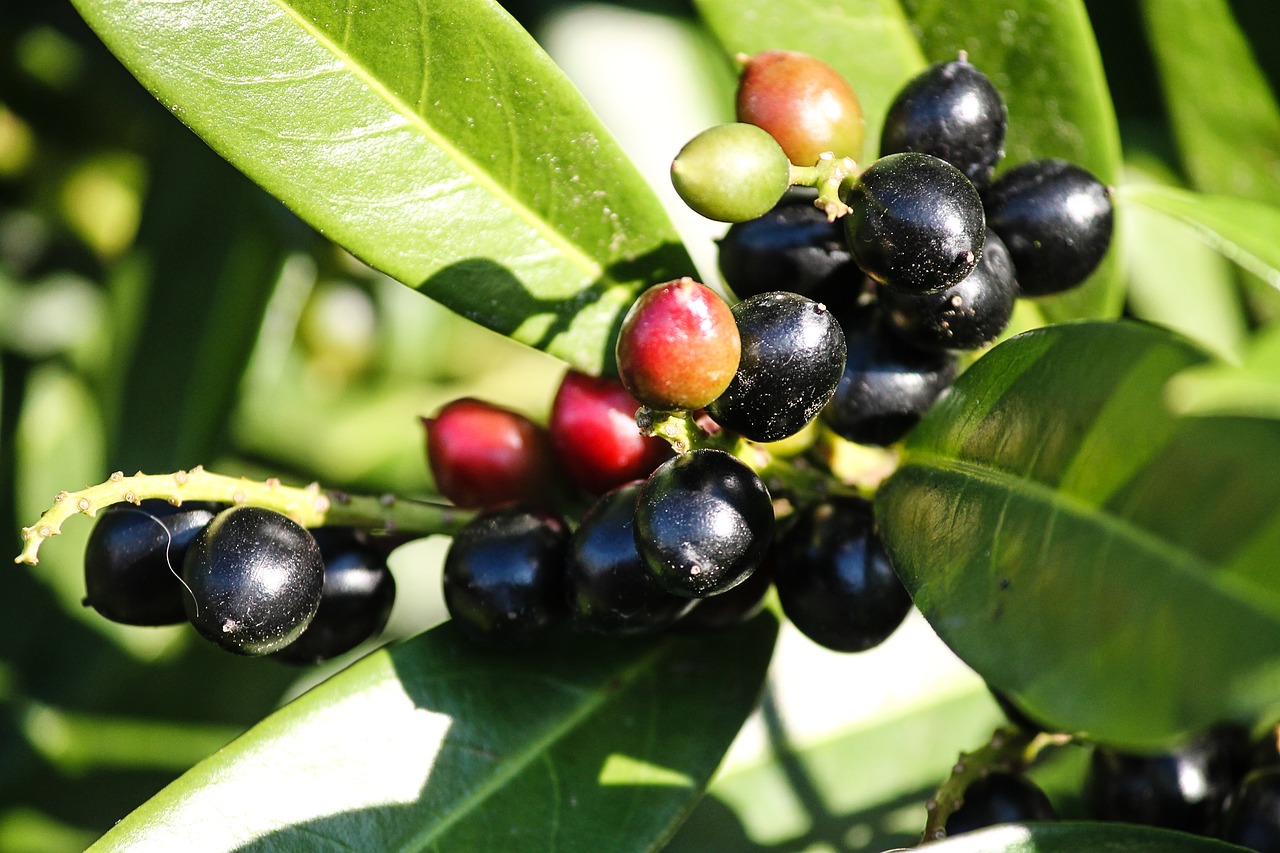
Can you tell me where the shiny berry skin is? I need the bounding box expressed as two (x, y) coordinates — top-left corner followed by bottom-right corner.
(773, 496), (911, 652)
(670, 123), (790, 223)
(717, 189), (863, 303)
(983, 158), (1114, 296)
(1085, 728), (1244, 833)
(823, 309), (958, 446)
(82, 500), (222, 626)
(423, 398), (557, 508)
(634, 449), (774, 598)
(879, 228), (1018, 352)
(548, 370), (673, 495)
(845, 152), (986, 294)
(678, 547), (775, 631)
(442, 506), (568, 645)
(616, 278), (742, 412)
(272, 528), (396, 665)
(707, 292), (846, 443)
(736, 49), (865, 166)
(565, 482), (695, 635)
(182, 506), (325, 656)
(1223, 768), (1280, 853)
(945, 773), (1055, 836)
(880, 56), (1007, 188)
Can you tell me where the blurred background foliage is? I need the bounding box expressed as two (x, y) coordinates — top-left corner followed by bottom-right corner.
(1, 1), (1279, 849)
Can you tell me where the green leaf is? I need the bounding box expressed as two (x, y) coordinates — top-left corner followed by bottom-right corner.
(69, 0), (693, 375)
(907, 821), (1251, 852)
(1119, 183), (1280, 294)
(1141, 0), (1280, 204)
(89, 616), (777, 851)
(1167, 321), (1280, 419)
(876, 321), (1280, 749)
(691, 0), (1124, 322)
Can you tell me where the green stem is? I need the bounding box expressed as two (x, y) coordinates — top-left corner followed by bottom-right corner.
(15, 466), (473, 566)
(790, 155), (859, 220)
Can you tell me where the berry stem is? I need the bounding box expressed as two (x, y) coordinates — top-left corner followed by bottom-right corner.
(920, 726), (1073, 842)
(789, 155), (859, 220)
(14, 466), (474, 565)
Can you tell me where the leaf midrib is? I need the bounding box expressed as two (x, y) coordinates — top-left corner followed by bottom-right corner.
(393, 644), (668, 852)
(268, 0), (607, 285)
(901, 450), (1280, 620)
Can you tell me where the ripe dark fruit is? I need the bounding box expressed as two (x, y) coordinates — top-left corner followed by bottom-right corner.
(677, 550), (774, 631)
(1085, 728), (1244, 833)
(565, 482), (695, 634)
(442, 506), (568, 645)
(272, 528), (396, 665)
(881, 56), (1007, 188)
(823, 309), (958, 446)
(773, 496), (911, 652)
(634, 449), (774, 598)
(83, 500), (221, 626)
(845, 152), (986, 294)
(983, 158), (1113, 295)
(717, 189), (863, 304)
(1222, 768), (1280, 853)
(707, 291), (846, 443)
(548, 370), (672, 496)
(182, 506), (325, 656)
(736, 49), (865, 166)
(879, 228), (1018, 352)
(670, 123), (790, 222)
(616, 278), (741, 412)
(945, 772), (1055, 836)
(424, 398), (557, 508)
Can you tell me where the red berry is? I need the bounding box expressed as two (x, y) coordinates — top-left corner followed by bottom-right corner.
(737, 50), (865, 166)
(615, 278), (741, 412)
(423, 398), (557, 508)
(549, 370), (673, 495)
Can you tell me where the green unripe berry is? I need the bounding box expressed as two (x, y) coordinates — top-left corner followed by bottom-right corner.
(671, 123), (790, 223)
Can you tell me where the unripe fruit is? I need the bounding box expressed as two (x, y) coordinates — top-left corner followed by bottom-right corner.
(423, 398), (557, 508)
(983, 158), (1114, 296)
(845, 152), (985, 294)
(671, 123), (790, 223)
(83, 500), (221, 626)
(182, 506), (325, 656)
(707, 291), (846, 443)
(880, 55), (1007, 188)
(615, 278), (741, 411)
(634, 448), (774, 598)
(548, 370), (672, 495)
(736, 50), (865, 166)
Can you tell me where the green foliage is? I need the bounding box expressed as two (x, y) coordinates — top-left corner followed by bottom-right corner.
(1, 0), (1278, 850)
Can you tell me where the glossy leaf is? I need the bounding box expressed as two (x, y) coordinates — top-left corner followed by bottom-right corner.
(876, 321), (1280, 749)
(692, 0), (1123, 322)
(1119, 183), (1280, 294)
(89, 616), (777, 851)
(69, 0), (693, 375)
(909, 822), (1252, 852)
(1141, 0), (1280, 204)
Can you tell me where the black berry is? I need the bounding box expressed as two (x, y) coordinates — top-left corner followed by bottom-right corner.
(983, 158), (1113, 296)
(881, 56), (1007, 188)
(565, 482), (694, 635)
(717, 189), (863, 304)
(879, 228), (1018, 352)
(442, 506), (569, 645)
(773, 496), (912, 652)
(272, 528), (396, 665)
(945, 772), (1055, 836)
(678, 551), (775, 631)
(1223, 767), (1280, 853)
(182, 506), (325, 656)
(707, 291), (846, 443)
(634, 449), (774, 598)
(844, 152), (985, 294)
(822, 308), (958, 446)
(83, 500), (221, 626)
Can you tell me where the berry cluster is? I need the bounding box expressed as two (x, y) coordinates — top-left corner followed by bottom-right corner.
(82, 500), (394, 664)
